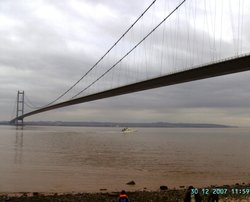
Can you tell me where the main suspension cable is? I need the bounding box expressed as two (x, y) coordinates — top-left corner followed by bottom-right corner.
(71, 0), (186, 99)
(40, 0), (157, 108)
(24, 94), (41, 109)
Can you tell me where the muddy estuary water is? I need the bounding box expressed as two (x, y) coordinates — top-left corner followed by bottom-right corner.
(0, 125), (249, 193)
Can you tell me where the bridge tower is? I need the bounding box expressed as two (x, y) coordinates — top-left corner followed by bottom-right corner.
(16, 90), (25, 127)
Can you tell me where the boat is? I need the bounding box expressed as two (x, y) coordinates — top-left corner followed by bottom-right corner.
(121, 127), (137, 133)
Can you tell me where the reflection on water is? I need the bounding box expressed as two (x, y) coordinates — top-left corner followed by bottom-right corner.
(0, 125), (250, 192)
(14, 130), (23, 164)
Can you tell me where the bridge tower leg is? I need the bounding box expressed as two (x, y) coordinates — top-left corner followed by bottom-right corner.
(16, 91), (25, 127)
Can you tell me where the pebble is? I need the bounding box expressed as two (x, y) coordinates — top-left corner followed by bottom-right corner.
(126, 180), (136, 185)
(160, 185), (168, 190)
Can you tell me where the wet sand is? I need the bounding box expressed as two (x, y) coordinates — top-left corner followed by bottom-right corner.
(1, 184), (250, 202)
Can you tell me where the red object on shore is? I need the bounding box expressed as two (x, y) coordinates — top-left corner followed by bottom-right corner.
(118, 190), (129, 202)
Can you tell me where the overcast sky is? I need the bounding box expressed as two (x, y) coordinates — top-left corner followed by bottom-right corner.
(1, 0), (250, 126)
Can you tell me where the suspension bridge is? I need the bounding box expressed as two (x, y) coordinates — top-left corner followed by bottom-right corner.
(9, 0), (250, 125)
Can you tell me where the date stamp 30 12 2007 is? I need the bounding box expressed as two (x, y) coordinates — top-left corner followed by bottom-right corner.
(191, 188), (250, 195)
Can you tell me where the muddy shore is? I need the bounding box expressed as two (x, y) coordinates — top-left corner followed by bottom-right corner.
(1, 184), (250, 202)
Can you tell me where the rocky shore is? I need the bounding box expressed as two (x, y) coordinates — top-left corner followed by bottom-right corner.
(1, 184), (250, 202)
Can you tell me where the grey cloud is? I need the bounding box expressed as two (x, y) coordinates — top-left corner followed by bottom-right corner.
(1, 0), (250, 126)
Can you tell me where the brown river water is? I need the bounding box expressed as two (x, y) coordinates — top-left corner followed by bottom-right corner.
(0, 125), (249, 193)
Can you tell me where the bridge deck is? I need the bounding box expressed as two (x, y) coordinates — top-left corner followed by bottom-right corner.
(10, 54), (250, 123)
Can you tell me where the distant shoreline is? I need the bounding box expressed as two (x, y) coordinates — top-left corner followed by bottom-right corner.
(0, 121), (236, 128)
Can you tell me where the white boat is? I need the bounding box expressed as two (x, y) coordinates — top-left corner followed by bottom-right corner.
(122, 127), (137, 133)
